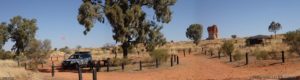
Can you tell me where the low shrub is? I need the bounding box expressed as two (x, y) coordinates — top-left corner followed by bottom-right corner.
(208, 48), (214, 55)
(0, 50), (14, 60)
(254, 49), (269, 60)
(285, 29), (300, 55)
(22, 39), (52, 71)
(221, 40), (235, 56)
(111, 58), (122, 66)
(149, 49), (170, 63)
(59, 46), (71, 54)
(111, 58), (131, 66)
(268, 50), (279, 60)
(233, 50), (243, 61)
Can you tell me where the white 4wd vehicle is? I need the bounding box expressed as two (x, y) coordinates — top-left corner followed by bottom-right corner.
(62, 51), (93, 69)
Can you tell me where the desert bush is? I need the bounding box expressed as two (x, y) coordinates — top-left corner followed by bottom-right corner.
(149, 49), (170, 63)
(111, 58), (131, 66)
(285, 29), (300, 55)
(268, 50), (280, 60)
(59, 46), (71, 54)
(254, 49), (269, 60)
(23, 39), (52, 70)
(221, 40), (235, 56)
(233, 50), (243, 61)
(15, 55), (27, 63)
(0, 50), (14, 60)
(111, 58), (122, 66)
(208, 48), (214, 54)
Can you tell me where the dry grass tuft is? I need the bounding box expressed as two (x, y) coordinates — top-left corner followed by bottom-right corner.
(0, 60), (43, 80)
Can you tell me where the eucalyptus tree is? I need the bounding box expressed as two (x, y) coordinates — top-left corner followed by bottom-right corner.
(186, 24), (203, 45)
(77, 0), (176, 58)
(231, 35), (237, 39)
(0, 22), (9, 50)
(76, 45), (82, 51)
(8, 16), (38, 56)
(268, 21), (282, 38)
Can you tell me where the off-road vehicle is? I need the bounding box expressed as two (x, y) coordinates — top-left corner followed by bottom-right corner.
(62, 51), (93, 69)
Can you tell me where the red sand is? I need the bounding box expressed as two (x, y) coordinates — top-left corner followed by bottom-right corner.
(40, 53), (300, 80)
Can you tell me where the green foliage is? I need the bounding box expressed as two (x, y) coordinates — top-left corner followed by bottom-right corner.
(42, 39), (52, 54)
(268, 21), (282, 38)
(149, 49), (170, 63)
(77, 0), (176, 58)
(24, 39), (52, 70)
(25, 39), (52, 61)
(285, 29), (300, 55)
(221, 40), (235, 56)
(0, 23), (9, 50)
(0, 50), (14, 60)
(186, 24), (203, 45)
(145, 23), (167, 52)
(77, 0), (105, 35)
(233, 50), (243, 61)
(8, 16), (38, 56)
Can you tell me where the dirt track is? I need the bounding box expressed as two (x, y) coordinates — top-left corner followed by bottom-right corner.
(40, 52), (300, 80)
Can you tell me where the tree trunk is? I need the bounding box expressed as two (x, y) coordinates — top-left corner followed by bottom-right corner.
(122, 47), (128, 58)
(114, 49), (117, 59)
(229, 52), (232, 62)
(15, 49), (21, 57)
(122, 42), (129, 58)
(195, 40), (199, 46)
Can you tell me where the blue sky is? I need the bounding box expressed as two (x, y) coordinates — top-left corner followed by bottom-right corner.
(0, 0), (300, 50)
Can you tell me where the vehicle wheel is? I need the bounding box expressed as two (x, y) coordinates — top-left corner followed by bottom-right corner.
(62, 66), (67, 70)
(88, 61), (94, 67)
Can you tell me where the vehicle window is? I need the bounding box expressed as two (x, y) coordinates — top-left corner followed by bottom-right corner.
(69, 55), (80, 59)
(81, 54), (91, 58)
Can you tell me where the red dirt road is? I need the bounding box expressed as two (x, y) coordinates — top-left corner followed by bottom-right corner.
(41, 53), (300, 80)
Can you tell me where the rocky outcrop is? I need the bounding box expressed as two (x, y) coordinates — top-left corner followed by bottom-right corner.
(207, 25), (219, 40)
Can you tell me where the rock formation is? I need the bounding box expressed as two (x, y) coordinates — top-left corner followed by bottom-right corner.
(207, 25), (219, 40)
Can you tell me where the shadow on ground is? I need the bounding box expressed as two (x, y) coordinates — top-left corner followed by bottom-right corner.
(279, 76), (300, 80)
